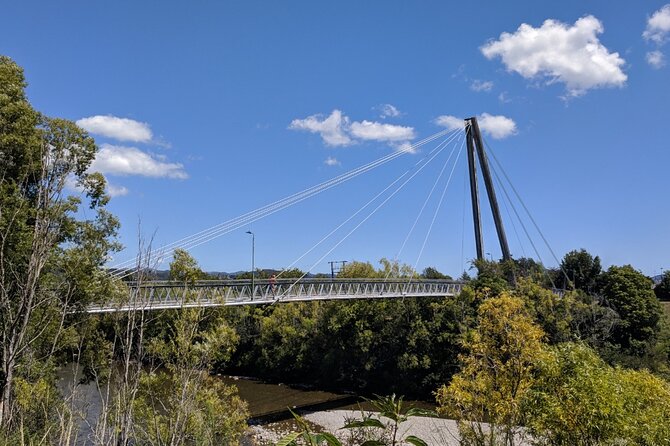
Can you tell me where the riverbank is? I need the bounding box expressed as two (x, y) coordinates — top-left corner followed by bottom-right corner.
(243, 409), (532, 446)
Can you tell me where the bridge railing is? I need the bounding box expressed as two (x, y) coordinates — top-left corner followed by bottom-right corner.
(88, 279), (465, 313)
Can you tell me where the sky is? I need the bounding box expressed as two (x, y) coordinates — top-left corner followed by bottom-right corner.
(1, 1), (669, 277)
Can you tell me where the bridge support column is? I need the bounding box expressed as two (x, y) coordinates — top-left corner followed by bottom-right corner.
(464, 117), (511, 262)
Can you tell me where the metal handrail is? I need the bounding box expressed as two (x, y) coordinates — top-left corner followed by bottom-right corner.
(87, 279), (464, 313)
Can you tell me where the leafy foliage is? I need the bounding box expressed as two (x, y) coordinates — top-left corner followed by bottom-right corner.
(0, 55), (120, 434)
(277, 409), (343, 446)
(279, 395), (434, 446)
(526, 342), (670, 446)
(598, 265), (664, 355)
(655, 271), (670, 301)
(421, 267), (452, 280)
(343, 394), (435, 446)
(133, 371), (248, 446)
(436, 294), (545, 445)
(556, 248), (601, 292)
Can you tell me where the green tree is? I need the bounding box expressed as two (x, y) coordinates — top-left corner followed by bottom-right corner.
(436, 294), (545, 446)
(514, 279), (575, 344)
(469, 259), (509, 296)
(338, 260), (379, 278)
(526, 342), (670, 446)
(655, 270), (670, 301)
(0, 56), (119, 429)
(557, 249), (601, 292)
(598, 265), (663, 356)
(421, 266), (452, 280)
(134, 250), (247, 445)
(169, 248), (205, 285)
(337, 258), (416, 279)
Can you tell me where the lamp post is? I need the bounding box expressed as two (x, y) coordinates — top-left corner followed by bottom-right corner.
(246, 230), (255, 299)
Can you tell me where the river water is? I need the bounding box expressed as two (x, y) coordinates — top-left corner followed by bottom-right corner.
(57, 365), (435, 442)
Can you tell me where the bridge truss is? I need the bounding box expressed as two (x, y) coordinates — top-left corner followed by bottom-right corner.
(87, 279), (464, 313)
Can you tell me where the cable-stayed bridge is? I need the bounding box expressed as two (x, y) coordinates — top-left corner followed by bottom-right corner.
(87, 278), (464, 313)
(96, 118), (559, 313)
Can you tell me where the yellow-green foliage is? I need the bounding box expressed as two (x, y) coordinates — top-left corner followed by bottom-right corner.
(527, 342), (670, 446)
(436, 288), (670, 446)
(13, 377), (57, 432)
(134, 371), (248, 446)
(436, 294), (545, 445)
(5, 376), (78, 445)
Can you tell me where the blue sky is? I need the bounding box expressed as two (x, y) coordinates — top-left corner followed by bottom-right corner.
(2, 1), (669, 276)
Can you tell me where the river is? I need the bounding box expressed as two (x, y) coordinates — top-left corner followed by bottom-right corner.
(57, 365), (435, 443)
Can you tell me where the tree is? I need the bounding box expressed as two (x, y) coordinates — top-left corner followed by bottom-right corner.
(337, 258), (416, 279)
(0, 56), (119, 428)
(469, 259), (509, 295)
(557, 249), (601, 292)
(436, 294), (545, 446)
(421, 266), (452, 280)
(338, 260), (378, 278)
(598, 265), (663, 356)
(133, 250), (247, 445)
(655, 271), (670, 301)
(526, 342), (670, 446)
(514, 279), (575, 344)
(169, 248), (205, 285)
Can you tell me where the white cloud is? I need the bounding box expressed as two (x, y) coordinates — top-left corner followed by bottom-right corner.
(324, 156), (341, 166)
(481, 16), (627, 97)
(107, 183), (129, 197)
(349, 121), (415, 142)
(90, 144), (188, 179)
(288, 110), (352, 146)
(433, 115), (464, 131)
(644, 4), (670, 43)
(289, 109), (415, 147)
(470, 80), (494, 92)
(434, 113), (517, 139)
(77, 115), (153, 143)
(647, 50), (666, 68)
(478, 113), (518, 139)
(378, 103), (401, 118)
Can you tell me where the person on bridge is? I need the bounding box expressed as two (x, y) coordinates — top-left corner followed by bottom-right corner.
(270, 274), (277, 294)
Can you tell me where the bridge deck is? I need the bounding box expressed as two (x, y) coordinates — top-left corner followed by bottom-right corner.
(88, 278), (464, 313)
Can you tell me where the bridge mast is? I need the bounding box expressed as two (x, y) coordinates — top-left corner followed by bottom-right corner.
(464, 117), (511, 262)
(465, 120), (484, 260)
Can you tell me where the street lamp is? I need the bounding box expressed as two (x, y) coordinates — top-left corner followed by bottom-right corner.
(246, 231), (255, 299)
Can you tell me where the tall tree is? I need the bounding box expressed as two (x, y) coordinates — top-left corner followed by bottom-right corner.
(598, 265), (663, 356)
(0, 56), (118, 427)
(436, 294), (545, 445)
(169, 248), (205, 285)
(558, 249), (602, 292)
(421, 266), (452, 280)
(654, 271), (670, 302)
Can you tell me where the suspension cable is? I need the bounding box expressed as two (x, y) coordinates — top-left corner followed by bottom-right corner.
(276, 130), (463, 280)
(274, 129), (464, 301)
(382, 131), (464, 282)
(409, 137), (466, 283)
(483, 137), (565, 286)
(109, 128), (459, 279)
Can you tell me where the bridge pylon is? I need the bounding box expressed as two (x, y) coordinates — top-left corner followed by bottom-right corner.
(464, 117), (511, 262)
